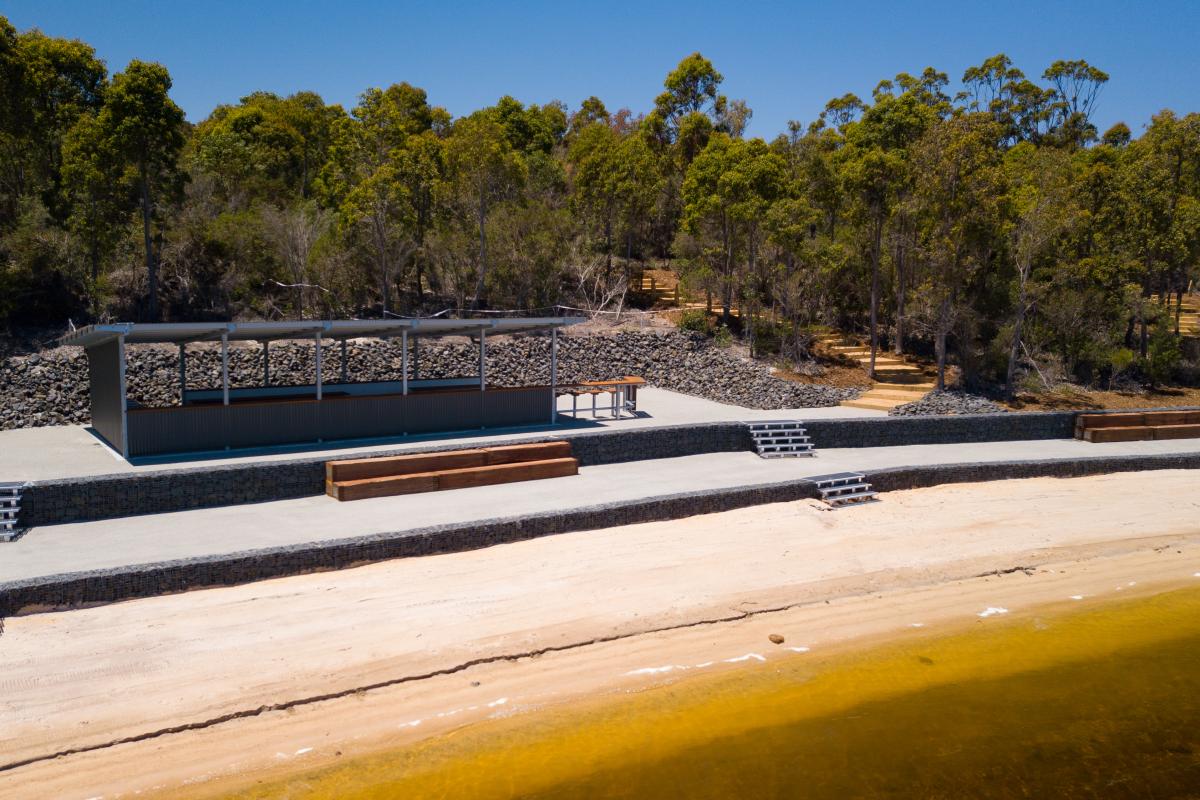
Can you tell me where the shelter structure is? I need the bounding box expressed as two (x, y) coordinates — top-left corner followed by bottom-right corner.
(60, 317), (582, 459)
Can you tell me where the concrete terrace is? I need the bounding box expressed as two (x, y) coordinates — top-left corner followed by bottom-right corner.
(4, 435), (1200, 584)
(0, 387), (879, 482)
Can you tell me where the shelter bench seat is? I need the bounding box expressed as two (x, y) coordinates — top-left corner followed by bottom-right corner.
(1076, 410), (1200, 443)
(183, 377), (479, 405)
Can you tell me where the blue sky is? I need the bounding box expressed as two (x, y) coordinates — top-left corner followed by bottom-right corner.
(7, 0), (1199, 138)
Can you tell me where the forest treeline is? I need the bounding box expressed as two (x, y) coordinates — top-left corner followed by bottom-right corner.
(1, 15), (1198, 393)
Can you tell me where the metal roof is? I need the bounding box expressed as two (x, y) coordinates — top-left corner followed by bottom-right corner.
(59, 317), (585, 348)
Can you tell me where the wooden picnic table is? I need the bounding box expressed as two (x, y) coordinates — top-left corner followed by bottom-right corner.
(560, 376), (645, 418)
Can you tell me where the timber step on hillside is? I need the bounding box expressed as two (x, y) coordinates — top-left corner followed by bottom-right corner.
(635, 271), (741, 317)
(0, 482), (23, 542)
(326, 442), (579, 502)
(747, 420), (815, 458)
(1149, 293), (1199, 337)
(1076, 410), (1200, 443)
(818, 333), (934, 411)
(809, 472), (878, 508)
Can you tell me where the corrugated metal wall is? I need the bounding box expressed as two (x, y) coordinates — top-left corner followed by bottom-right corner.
(125, 387), (552, 457)
(86, 339), (125, 455)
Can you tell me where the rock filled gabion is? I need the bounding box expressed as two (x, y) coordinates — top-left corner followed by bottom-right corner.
(888, 390), (1007, 416)
(0, 329), (859, 430)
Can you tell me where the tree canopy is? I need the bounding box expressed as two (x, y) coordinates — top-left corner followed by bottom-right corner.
(1, 19), (1197, 392)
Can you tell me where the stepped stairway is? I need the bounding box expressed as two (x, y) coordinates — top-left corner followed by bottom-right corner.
(817, 333), (934, 412)
(746, 420), (815, 458)
(1150, 292), (1199, 338)
(809, 472), (878, 508)
(326, 442), (579, 502)
(0, 482), (23, 542)
(634, 269), (740, 317)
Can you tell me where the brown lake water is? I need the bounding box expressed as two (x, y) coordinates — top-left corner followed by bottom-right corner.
(224, 587), (1200, 799)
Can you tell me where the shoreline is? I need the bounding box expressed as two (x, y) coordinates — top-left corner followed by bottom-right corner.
(1, 471), (1198, 798)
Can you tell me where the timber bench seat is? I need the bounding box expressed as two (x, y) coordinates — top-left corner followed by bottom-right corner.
(1076, 411), (1200, 443)
(326, 441), (578, 501)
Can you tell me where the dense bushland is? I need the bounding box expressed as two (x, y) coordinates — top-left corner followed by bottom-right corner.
(1, 18), (1197, 393)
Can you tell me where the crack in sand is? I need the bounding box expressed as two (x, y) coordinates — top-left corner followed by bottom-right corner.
(0, 596), (818, 774)
(0, 556), (1065, 774)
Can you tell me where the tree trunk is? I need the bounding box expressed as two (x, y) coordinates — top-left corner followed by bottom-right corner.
(139, 163), (158, 321)
(721, 212), (732, 326)
(893, 227), (909, 356)
(1004, 261), (1030, 397)
(472, 193), (488, 310)
(935, 295), (950, 391)
(373, 214), (391, 315)
(1137, 294), (1148, 358)
(604, 217), (613, 281)
(868, 211), (883, 379)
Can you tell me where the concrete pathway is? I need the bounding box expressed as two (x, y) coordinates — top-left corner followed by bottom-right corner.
(3, 436), (1198, 583)
(2, 387), (880, 482)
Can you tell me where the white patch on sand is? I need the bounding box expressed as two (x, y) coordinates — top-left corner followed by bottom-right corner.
(909, 623), (925, 628)
(723, 653), (767, 663)
(294, 747), (313, 756)
(695, 661), (714, 668)
(978, 607), (1009, 618)
(787, 646), (810, 653)
(400, 719), (422, 728)
(487, 697), (508, 708)
(625, 665), (681, 676)
(1070, 595), (1085, 600)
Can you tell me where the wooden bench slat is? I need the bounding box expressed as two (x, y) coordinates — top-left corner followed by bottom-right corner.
(328, 457), (578, 501)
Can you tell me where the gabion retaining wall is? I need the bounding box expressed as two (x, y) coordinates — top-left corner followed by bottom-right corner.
(4, 449), (1199, 616)
(15, 413), (1082, 527)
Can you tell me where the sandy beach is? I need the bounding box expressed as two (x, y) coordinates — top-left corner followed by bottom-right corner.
(2, 469), (1199, 799)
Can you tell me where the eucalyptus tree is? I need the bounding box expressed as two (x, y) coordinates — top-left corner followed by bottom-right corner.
(681, 133), (787, 327)
(81, 60), (185, 320)
(568, 119), (658, 276)
(61, 111), (127, 314)
(191, 91), (343, 203)
(910, 113), (1006, 389)
(0, 23), (107, 225)
(443, 110), (527, 309)
(1118, 111), (1200, 348)
(1042, 60), (1110, 147)
(1002, 143), (1078, 395)
(839, 91), (934, 374)
(641, 53), (749, 256)
(318, 83), (440, 314)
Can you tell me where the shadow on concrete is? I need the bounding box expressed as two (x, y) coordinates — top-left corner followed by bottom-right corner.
(114, 411), (655, 468)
